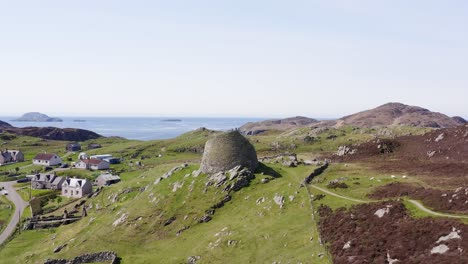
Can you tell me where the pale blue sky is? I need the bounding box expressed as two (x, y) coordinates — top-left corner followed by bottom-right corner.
(1, 1), (467, 118)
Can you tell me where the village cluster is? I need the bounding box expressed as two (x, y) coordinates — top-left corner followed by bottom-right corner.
(2, 142), (121, 198)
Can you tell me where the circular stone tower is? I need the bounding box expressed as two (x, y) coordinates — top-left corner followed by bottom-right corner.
(200, 130), (258, 174)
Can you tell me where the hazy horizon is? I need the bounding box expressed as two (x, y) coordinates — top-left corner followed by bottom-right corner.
(1, 1), (467, 118)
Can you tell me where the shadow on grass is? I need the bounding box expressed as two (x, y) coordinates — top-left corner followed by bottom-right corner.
(255, 163), (282, 178)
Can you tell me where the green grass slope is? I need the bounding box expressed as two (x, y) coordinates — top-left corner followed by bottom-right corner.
(0, 162), (331, 263)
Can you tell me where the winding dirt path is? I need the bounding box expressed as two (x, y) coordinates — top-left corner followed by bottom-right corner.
(309, 184), (369, 203)
(310, 184), (468, 219)
(408, 200), (468, 219)
(0, 181), (28, 245)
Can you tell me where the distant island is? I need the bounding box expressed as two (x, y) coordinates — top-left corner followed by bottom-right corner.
(12, 112), (63, 122)
(73, 119), (86, 122)
(162, 119), (182, 122)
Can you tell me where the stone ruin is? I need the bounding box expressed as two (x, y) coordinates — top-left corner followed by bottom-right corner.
(200, 130), (258, 174)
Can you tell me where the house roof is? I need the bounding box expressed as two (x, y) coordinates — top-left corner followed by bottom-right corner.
(51, 176), (64, 185)
(97, 174), (120, 181)
(81, 159), (107, 165)
(64, 178), (89, 188)
(31, 173), (56, 182)
(34, 153), (58, 161)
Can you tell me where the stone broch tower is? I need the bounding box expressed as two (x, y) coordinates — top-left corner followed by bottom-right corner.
(200, 130), (258, 174)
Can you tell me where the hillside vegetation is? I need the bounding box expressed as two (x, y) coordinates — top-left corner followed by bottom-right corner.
(1, 121), (467, 263)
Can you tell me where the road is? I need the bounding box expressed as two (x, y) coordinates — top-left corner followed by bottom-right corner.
(408, 200), (468, 219)
(0, 181), (29, 245)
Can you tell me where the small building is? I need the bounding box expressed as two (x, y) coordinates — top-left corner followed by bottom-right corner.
(78, 152), (88, 160)
(30, 173), (65, 190)
(95, 173), (121, 186)
(61, 178), (93, 198)
(0, 151), (12, 165)
(88, 143), (102, 150)
(33, 153), (62, 166)
(75, 159), (110, 170)
(0, 149), (24, 165)
(103, 157), (121, 164)
(89, 154), (113, 160)
(66, 143), (81, 152)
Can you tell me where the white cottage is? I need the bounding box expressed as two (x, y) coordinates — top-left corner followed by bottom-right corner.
(61, 178), (92, 198)
(33, 153), (62, 166)
(75, 159), (110, 171)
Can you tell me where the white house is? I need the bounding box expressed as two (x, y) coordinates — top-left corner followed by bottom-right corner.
(75, 159), (110, 170)
(61, 178), (93, 198)
(33, 153), (62, 166)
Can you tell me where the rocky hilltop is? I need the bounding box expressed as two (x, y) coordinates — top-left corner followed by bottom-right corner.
(13, 112), (63, 122)
(240, 116), (318, 135)
(0, 122), (101, 141)
(337, 102), (464, 128)
(240, 103), (465, 134)
(2, 126), (101, 141)
(334, 123), (468, 180)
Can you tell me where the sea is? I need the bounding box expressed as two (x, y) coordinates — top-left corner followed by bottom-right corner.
(0, 117), (265, 141)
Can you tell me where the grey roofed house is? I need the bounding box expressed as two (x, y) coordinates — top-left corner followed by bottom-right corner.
(87, 143), (102, 150)
(66, 143), (81, 152)
(95, 173), (121, 186)
(31, 173), (65, 190)
(0, 149), (24, 165)
(0, 151), (12, 165)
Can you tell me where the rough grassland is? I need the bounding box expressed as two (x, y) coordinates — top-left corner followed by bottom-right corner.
(0, 163), (331, 263)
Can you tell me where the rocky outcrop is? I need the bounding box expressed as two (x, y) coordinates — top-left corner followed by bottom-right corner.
(2, 126), (101, 141)
(200, 131), (258, 174)
(452, 116), (467, 124)
(336, 146), (356, 156)
(240, 116), (318, 135)
(205, 165), (255, 193)
(13, 112), (62, 122)
(154, 163), (188, 184)
(259, 153), (300, 167)
(44, 251), (118, 264)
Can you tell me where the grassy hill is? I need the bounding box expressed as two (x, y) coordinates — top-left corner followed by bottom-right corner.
(2, 124), (466, 263)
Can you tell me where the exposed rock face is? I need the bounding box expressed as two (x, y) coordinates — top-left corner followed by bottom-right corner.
(2, 126), (101, 141)
(336, 146), (356, 156)
(240, 116), (318, 135)
(206, 166), (255, 193)
(13, 112), (62, 122)
(200, 131), (258, 174)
